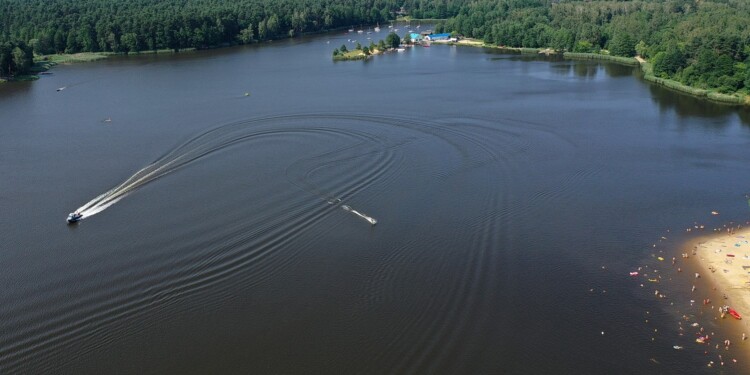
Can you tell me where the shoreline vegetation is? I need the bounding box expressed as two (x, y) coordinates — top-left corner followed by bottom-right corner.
(3, 0), (750, 105)
(436, 0), (750, 107)
(332, 31), (401, 62)
(566, 53), (748, 106)
(447, 38), (750, 106)
(6, 30), (750, 107)
(1, 49), (199, 83)
(330, 30), (749, 106)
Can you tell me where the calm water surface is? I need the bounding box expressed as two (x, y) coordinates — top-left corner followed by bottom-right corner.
(2, 28), (750, 374)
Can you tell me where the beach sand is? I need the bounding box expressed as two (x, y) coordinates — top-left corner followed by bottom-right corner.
(691, 227), (750, 336)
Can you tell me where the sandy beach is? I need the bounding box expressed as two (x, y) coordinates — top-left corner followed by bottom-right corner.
(691, 226), (750, 338)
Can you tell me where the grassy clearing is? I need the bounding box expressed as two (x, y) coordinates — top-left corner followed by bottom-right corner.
(141, 48), (197, 54)
(39, 52), (112, 64)
(333, 50), (369, 61)
(453, 38), (487, 47)
(563, 52), (639, 66)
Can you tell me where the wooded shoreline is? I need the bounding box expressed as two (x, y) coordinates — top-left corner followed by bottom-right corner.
(5, 31), (750, 107)
(449, 39), (750, 107)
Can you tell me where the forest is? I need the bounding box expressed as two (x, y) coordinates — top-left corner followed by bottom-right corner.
(438, 0), (750, 95)
(0, 0), (459, 76)
(2, 0), (749, 97)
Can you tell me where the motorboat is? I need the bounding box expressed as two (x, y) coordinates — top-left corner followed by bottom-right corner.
(67, 212), (83, 223)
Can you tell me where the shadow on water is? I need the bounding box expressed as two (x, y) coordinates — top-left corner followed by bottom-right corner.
(548, 62), (599, 79)
(646, 82), (750, 126)
(0, 80), (33, 98)
(490, 52), (637, 80)
(602, 62), (637, 78)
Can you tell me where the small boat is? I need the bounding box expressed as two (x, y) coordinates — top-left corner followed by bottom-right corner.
(374, 26), (381, 32)
(728, 308), (742, 320)
(357, 30), (363, 34)
(629, 271), (639, 276)
(67, 212), (83, 223)
(56, 86), (66, 92)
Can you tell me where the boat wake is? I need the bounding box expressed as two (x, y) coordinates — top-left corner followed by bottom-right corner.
(69, 119), (279, 220)
(69, 114), (397, 222)
(71, 164), (155, 220)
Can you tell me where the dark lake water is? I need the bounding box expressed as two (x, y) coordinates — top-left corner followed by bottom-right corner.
(2, 27), (750, 374)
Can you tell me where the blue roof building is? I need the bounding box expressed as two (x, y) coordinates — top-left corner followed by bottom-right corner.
(424, 33), (451, 41)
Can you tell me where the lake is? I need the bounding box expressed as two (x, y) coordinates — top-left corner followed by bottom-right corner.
(2, 27), (750, 374)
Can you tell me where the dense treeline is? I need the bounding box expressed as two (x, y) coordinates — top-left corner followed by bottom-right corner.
(0, 41), (34, 77)
(0, 0), (461, 76)
(3, 0), (750, 97)
(440, 0), (750, 95)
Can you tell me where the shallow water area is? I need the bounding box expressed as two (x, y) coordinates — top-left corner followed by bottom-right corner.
(2, 28), (750, 374)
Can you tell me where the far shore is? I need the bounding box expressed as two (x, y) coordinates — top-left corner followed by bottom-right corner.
(1, 49), (199, 83)
(449, 38), (749, 106)
(689, 225), (750, 346)
(7, 33), (750, 106)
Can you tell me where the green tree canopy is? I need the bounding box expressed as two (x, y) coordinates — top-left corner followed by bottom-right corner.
(385, 32), (400, 49)
(608, 33), (636, 57)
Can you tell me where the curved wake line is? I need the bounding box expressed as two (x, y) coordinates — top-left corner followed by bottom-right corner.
(69, 110), (487, 222)
(68, 120), (344, 220)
